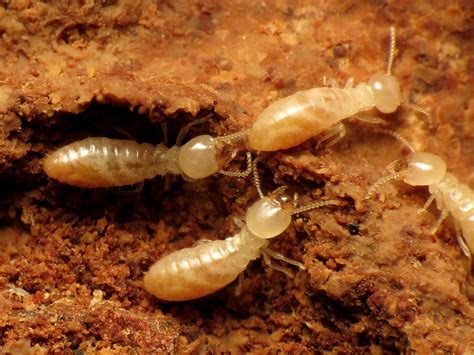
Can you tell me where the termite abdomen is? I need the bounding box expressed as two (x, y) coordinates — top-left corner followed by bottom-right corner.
(43, 137), (176, 188)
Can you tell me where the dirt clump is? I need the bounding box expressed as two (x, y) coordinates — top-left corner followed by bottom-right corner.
(0, 1), (473, 353)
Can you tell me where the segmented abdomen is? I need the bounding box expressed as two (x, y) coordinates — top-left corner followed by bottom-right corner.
(431, 172), (474, 254)
(248, 84), (375, 151)
(144, 227), (267, 301)
(43, 137), (173, 188)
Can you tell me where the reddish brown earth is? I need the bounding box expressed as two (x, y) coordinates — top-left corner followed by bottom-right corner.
(0, 1), (473, 353)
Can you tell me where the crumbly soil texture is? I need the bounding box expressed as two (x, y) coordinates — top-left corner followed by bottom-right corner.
(1, 1), (474, 353)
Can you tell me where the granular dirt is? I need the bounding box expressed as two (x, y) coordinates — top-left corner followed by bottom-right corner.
(0, 1), (473, 353)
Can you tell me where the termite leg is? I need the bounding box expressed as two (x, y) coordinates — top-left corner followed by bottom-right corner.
(292, 192), (299, 210)
(316, 122), (346, 149)
(454, 222), (472, 258)
(262, 247), (306, 270)
(322, 76), (340, 88)
(261, 249), (294, 277)
(353, 115), (388, 125)
(321, 76), (329, 87)
(417, 194), (436, 215)
(344, 77), (354, 89)
(429, 208), (449, 235)
(329, 79), (340, 88)
(235, 272), (245, 296)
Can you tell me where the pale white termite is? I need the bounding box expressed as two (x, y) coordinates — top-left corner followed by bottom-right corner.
(365, 131), (474, 261)
(144, 196), (339, 301)
(247, 26), (429, 151)
(43, 119), (249, 188)
(144, 161), (340, 301)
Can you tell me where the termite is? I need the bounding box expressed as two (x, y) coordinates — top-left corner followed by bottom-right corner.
(365, 129), (474, 262)
(2, 284), (29, 302)
(43, 118), (250, 188)
(143, 159), (340, 301)
(247, 26), (429, 151)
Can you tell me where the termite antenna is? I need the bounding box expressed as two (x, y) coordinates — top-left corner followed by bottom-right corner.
(176, 117), (210, 146)
(386, 26), (397, 75)
(214, 129), (251, 144)
(252, 157), (264, 199)
(216, 129), (252, 177)
(365, 170), (405, 200)
(292, 199), (340, 215)
(372, 128), (415, 153)
(219, 152), (253, 178)
(400, 102), (432, 126)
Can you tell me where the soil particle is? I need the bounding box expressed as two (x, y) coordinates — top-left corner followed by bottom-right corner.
(0, 0), (474, 353)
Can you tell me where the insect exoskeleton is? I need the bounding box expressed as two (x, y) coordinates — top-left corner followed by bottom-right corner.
(143, 194), (339, 301)
(246, 26), (428, 152)
(43, 127), (249, 188)
(405, 152), (474, 258)
(44, 137), (178, 188)
(367, 150), (474, 261)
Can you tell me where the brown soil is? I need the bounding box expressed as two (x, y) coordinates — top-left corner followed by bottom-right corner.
(0, 1), (473, 353)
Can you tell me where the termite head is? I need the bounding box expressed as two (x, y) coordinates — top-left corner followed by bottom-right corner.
(403, 152), (446, 186)
(178, 135), (220, 179)
(369, 74), (402, 114)
(245, 196), (292, 240)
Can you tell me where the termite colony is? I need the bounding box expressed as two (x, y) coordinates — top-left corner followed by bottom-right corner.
(42, 27), (473, 301)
